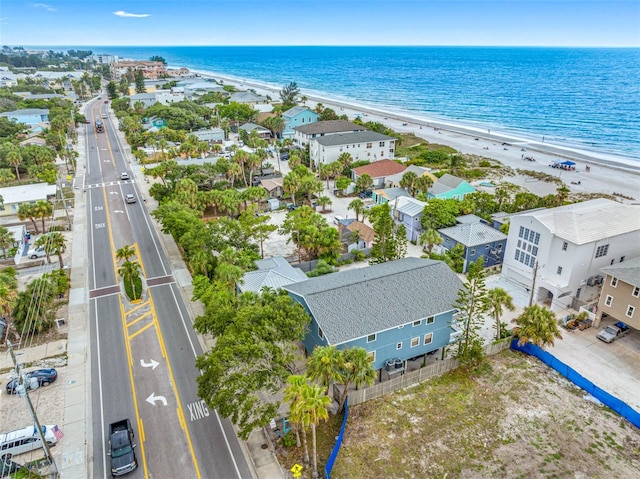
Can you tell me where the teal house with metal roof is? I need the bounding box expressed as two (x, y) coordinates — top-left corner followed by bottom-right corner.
(427, 173), (476, 200)
(282, 106), (318, 139)
(284, 258), (463, 371)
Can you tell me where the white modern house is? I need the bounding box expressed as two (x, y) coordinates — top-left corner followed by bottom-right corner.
(293, 120), (366, 147)
(502, 199), (640, 313)
(309, 131), (396, 168)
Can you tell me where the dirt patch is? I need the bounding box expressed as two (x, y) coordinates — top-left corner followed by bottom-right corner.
(330, 350), (640, 479)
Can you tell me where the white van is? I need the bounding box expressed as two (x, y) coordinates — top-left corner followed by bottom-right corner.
(0, 425), (58, 457)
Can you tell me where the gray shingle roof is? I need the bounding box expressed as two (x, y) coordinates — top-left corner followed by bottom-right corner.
(294, 120), (365, 135)
(239, 256), (308, 293)
(438, 223), (507, 247)
(284, 258), (463, 345)
(314, 131), (395, 147)
(600, 256), (640, 287)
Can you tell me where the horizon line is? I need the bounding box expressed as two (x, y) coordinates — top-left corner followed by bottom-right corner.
(13, 44), (640, 49)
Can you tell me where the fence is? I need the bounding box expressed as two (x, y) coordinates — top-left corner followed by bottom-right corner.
(345, 340), (511, 406)
(324, 397), (348, 479)
(510, 340), (640, 429)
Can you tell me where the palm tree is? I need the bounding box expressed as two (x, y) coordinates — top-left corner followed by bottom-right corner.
(399, 171), (418, 195)
(17, 203), (39, 234)
(414, 175), (434, 195)
(116, 244), (136, 262)
(0, 226), (13, 260)
(336, 152), (353, 170)
(556, 185), (570, 205)
(306, 345), (345, 396)
(5, 148), (23, 180)
(337, 348), (376, 413)
(348, 198), (365, 222)
(34, 235), (53, 264)
(283, 375), (310, 462)
(316, 195), (332, 213)
(47, 232), (67, 269)
(298, 383), (331, 478)
(118, 260), (142, 300)
(0, 268), (18, 321)
(419, 228), (443, 255)
(512, 304), (562, 348)
(34, 200), (53, 234)
(283, 172), (302, 206)
(486, 287), (515, 341)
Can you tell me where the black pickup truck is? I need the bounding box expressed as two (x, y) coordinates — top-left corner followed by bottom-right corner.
(108, 419), (138, 476)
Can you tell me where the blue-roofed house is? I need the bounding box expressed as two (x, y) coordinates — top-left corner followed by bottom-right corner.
(284, 258), (463, 370)
(0, 109), (49, 129)
(392, 196), (427, 242)
(238, 256), (308, 294)
(282, 107), (318, 139)
(428, 174), (475, 200)
(438, 220), (508, 272)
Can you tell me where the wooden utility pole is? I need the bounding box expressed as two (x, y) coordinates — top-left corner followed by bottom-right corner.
(529, 261), (539, 307)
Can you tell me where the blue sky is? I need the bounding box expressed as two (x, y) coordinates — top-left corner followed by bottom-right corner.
(2, 1), (639, 47)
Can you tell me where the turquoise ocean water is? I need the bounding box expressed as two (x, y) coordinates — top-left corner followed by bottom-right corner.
(65, 46), (640, 162)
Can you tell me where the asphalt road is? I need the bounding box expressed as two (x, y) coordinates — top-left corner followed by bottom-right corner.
(85, 98), (252, 478)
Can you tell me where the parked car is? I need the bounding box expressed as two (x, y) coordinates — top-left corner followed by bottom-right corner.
(27, 246), (47, 259)
(358, 190), (372, 199)
(125, 194), (136, 204)
(120, 172), (130, 181)
(596, 322), (631, 343)
(6, 369), (58, 394)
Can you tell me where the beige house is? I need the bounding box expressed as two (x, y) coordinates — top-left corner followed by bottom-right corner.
(110, 61), (166, 80)
(596, 257), (640, 329)
(259, 178), (284, 199)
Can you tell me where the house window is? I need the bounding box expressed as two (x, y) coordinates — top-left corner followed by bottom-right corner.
(366, 143), (372, 149)
(620, 256), (625, 262)
(396, 342), (402, 350)
(515, 227), (540, 268)
(595, 244), (609, 258)
(426, 316), (435, 325)
(379, 141), (385, 147)
(611, 277), (618, 287)
(411, 337), (420, 347)
(318, 327), (324, 339)
(367, 351), (376, 362)
(633, 286), (640, 298)
(562, 242), (568, 251)
(626, 305), (635, 318)
(576, 288), (581, 299)
(470, 248), (476, 255)
(557, 266), (563, 275)
(423, 333), (433, 345)
(413, 320), (421, 327)
(605, 295), (613, 307)
(367, 333), (376, 343)
(397, 324), (404, 329)
(610, 259), (615, 265)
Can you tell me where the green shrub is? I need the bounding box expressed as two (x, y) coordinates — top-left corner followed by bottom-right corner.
(123, 276), (143, 301)
(282, 431), (297, 448)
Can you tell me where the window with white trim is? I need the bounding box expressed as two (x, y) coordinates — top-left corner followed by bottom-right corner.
(423, 333), (433, 345)
(633, 286), (640, 298)
(562, 242), (568, 251)
(367, 351), (375, 362)
(318, 327), (324, 339)
(515, 226), (540, 267)
(367, 333), (376, 343)
(605, 295), (613, 307)
(413, 320), (421, 327)
(557, 266), (563, 275)
(611, 277), (618, 287)
(396, 342), (402, 350)
(426, 316), (435, 325)
(595, 244), (609, 258)
(411, 337), (419, 347)
(626, 305), (635, 318)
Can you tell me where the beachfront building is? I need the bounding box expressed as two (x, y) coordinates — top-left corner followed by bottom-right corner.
(502, 199), (640, 313)
(438, 219), (508, 273)
(385, 165), (437, 189)
(352, 159), (406, 189)
(427, 174), (475, 200)
(281, 107), (319, 139)
(110, 61), (166, 80)
(310, 131), (397, 168)
(293, 120), (366, 147)
(183, 82), (227, 100)
(0, 108), (49, 129)
(88, 54), (119, 64)
(229, 91), (268, 106)
(284, 258), (463, 371)
(392, 196), (427, 242)
(0, 183), (57, 217)
(596, 257), (640, 330)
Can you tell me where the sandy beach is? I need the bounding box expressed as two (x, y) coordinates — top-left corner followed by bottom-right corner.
(189, 68), (640, 201)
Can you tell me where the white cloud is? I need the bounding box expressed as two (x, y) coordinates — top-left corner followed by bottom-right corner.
(113, 10), (151, 18)
(33, 3), (56, 12)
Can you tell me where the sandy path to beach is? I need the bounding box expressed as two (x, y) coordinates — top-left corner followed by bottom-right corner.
(199, 71), (640, 201)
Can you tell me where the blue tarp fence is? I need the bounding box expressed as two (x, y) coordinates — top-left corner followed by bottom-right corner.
(511, 339), (640, 428)
(325, 397), (349, 479)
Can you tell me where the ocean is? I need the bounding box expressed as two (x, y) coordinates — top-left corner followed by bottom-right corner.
(68, 46), (640, 162)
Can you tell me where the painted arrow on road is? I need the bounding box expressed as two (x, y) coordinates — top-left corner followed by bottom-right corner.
(146, 393), (167, 407)
(140, 359), (159, 370)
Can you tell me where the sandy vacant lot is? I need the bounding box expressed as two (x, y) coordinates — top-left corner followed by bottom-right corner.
(332, 350), (640, 479)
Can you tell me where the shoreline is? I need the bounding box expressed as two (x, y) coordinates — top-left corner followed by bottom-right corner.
(186, 67), (640, 175)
